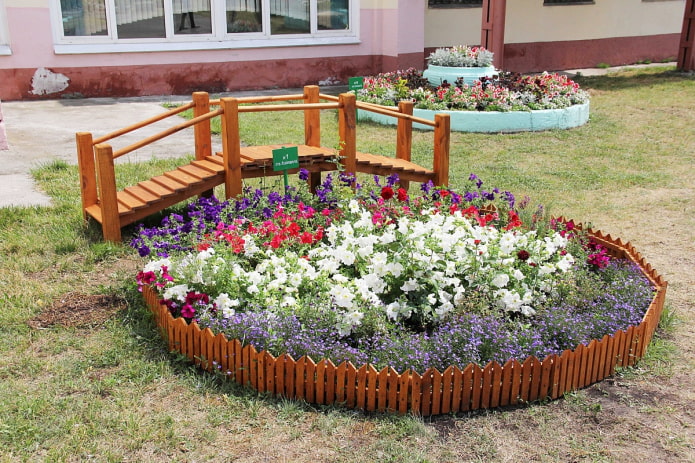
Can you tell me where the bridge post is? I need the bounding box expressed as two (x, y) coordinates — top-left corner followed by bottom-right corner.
(76, 131), (97, 221)
(396, 100), (413, 190)
(220, 97), (242, 199)
(303, 85), (322, 192)
(338, 93), (357, 177)
(94, 143), (121, 242)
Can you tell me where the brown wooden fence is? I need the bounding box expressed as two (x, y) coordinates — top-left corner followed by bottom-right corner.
(142, 226), (667, 416)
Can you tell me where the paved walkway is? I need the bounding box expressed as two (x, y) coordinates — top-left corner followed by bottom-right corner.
(0, 63), (676, 208)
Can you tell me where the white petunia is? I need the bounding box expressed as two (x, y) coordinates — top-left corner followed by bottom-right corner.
(492, 273), (510, 288)
(330, 285), (355, 309)
(401, 278), (419, 292)
(163, 284), (189, 302)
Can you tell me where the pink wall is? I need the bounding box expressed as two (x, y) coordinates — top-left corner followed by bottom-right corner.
(0, 6), (427, 100)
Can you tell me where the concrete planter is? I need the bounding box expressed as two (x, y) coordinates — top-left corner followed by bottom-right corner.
(358, 102), (591, 133)
(423, 65), (497, 87)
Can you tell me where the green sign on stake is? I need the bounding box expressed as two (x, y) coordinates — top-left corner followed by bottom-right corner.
(348, 76), (364, 118)
(348, 76), (364, 91)
(272, 146), (300, 190)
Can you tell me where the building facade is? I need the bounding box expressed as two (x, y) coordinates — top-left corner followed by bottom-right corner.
(0, 0), (686, 100)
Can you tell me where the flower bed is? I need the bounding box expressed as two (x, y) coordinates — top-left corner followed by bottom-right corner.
(134, 173), (666, 415)
(355, 68), (590, 132)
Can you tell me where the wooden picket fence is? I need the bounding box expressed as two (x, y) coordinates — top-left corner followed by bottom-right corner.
(142, 225), (667, 416)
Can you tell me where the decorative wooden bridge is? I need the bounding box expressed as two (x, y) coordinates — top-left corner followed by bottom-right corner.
(77, 86), (451, 242)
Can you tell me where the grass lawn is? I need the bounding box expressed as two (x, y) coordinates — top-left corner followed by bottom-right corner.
(0, 66), (693, 462)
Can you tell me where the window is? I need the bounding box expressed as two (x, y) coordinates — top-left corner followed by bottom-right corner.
(428, 0), (482, 8)
(54, 0), (357, 53)
(543, 0), (594, 4)
(0, 0), (9, 55)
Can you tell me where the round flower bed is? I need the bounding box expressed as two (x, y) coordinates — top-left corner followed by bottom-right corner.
(134, 173), (666, 415)
(355, 68), (590, 133)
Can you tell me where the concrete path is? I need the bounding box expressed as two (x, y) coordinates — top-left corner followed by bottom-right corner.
(0, 95), (203, 208)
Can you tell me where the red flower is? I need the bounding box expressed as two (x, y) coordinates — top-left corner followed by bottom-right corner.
(517, 250), (530, 261)
(381, 186), (394, 200)
(397, 188), (408, 202)
(504, 210), (523, 230)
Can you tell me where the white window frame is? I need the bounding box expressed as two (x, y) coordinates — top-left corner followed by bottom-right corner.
(0, 0), (10, 55)
(51, 0), (359, 54)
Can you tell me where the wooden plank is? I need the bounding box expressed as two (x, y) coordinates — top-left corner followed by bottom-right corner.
(325, 360), (336, 405)
(584, 340), (596, 387)
(593, 336), (609, 384)
(315, 360), (326, 405)
(186, 322), (196, 364)
(509, 359), (523, 405)
(451, 367), (463, 413)
(124, 184), (159, 204)
(411, 371), (422, 415)
(388, 368), (399, 413)
(605, 332), (617, 377)
(241, 345), (251, 386)
(527, 356), (542, 401)
(285, 354), (296, 399)
(247, 345), (257, 388)
(295, 356), (306, 401)
(432, 369), (442, 415)
(441, 366), (454, 414)
(366, 365), (377, 412)
(398, 371), (410, 414)
(233, 339), (243, 384)
(377, 367), (389, 413)
(191, 159), (225, 174)
(355, 152), (388, 167)
(94, 144), (122, 242)
(499, 360), (514, 406)
(420, 370), (433, 416)
(264, 351), (275, 395)
(346, 362), (357, 408)
(480, 363), (494, 409)
(623, 326), (636, 367)
(138, 179), (176, 199)
(519, 357), (534, 403)
(305, 356), (316, 404)
(151, 174), (187, 192)
(471, 364), (483, 410)
(461, 364), (474, 411)
(200, 328), (214, 371)
(179, 163), (216, 180)
(562, 349), (575, 393)
(356, 364), (368, 410)
(538, 355), (553, 401)
(490, 361), (503, 408)
(275, 353), (286, 396)
(256, 347), (265, 393)
(550, 354), (564, 399)
(633, 323), (646, 364)
(76, 132), (97, 219)
(335, 362), (347, 404)
(572, 345), (585, 390)
(117, 190), (147, 211)
(165, 169), (204, 186)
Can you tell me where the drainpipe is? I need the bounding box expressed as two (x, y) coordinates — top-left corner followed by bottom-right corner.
(481, 0), (506, 70)
(678, 0), (695, 71)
